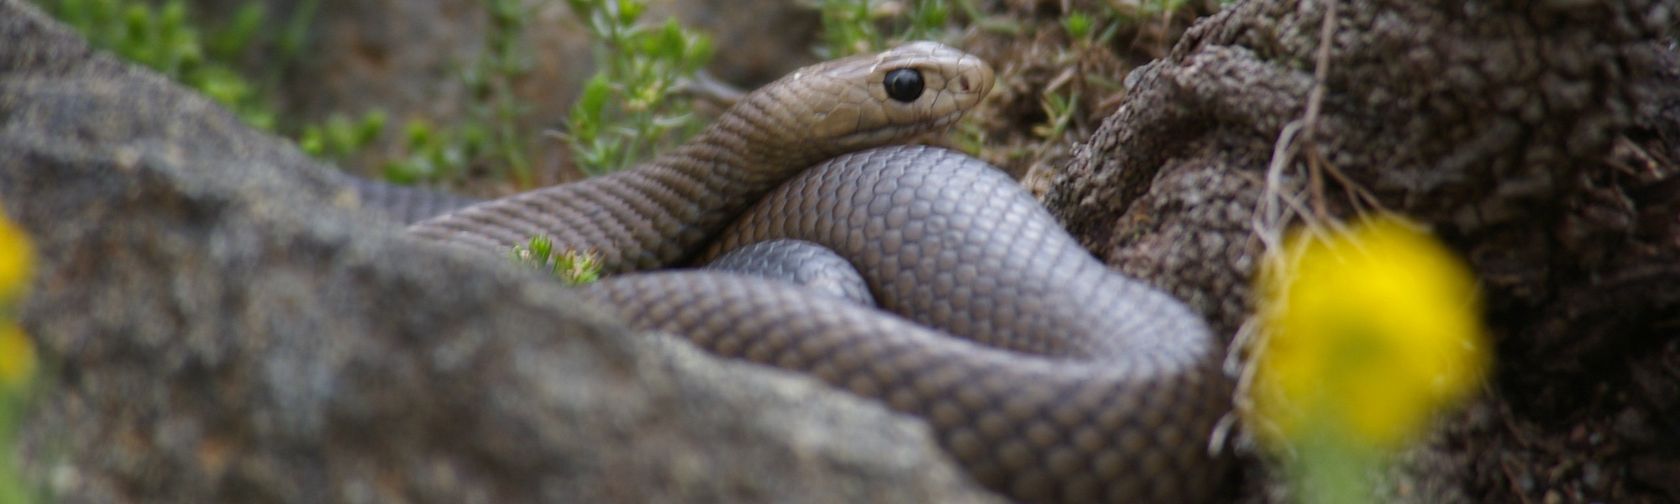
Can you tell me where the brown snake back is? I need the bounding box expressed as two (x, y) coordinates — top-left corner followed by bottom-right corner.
(396, 43), (1230, 503)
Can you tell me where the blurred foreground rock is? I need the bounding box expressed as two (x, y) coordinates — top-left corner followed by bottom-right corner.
(0, 2), (995, 502)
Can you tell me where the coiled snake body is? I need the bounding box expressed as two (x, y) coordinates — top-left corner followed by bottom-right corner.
(392, 43), (1229, 502)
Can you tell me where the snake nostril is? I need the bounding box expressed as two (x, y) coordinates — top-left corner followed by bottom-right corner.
(958, 75), (972, 92)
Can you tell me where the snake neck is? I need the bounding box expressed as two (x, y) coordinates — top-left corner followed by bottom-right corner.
(401, 108), (860, 272)
(406, 80), (939, 274)
(403, 114), (850, 274)
(583, 119), (841, 272)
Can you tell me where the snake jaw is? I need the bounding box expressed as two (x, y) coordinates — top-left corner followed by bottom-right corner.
(830, 111), (964, 147)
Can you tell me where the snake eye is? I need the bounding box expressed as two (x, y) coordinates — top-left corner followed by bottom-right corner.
(883, 68), (924, 103)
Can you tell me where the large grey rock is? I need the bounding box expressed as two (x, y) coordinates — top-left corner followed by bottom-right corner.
(0, 1), (996, 502)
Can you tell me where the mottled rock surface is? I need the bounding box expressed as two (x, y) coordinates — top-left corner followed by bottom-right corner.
(0, 2), (997, 502)
(1042, 0), (1680, 502)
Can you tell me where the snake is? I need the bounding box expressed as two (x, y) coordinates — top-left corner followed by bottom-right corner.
(380, 42), (1230, 502)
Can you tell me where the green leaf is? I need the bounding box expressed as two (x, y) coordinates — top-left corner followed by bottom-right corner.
(529, 235), (554, 260)
(403, 119), (436, 146)
(577, 73), (612, 125)
(354, 111), (388, 147)
(648, 19), (686, 58)
(683, 33), (713, 71)
(299, 126), (326, 156)
(616, 0), (646, 25)
(279, 0), (320, 60)
(381, 159), (423, 184)
(909, 0), (950, 38)
(208, 2), (265, 60)
(490, 0), (524, 23)
(326, 114), (358, 153)
(1063, 11), (1092, 41)
(563, 0), (594, 17)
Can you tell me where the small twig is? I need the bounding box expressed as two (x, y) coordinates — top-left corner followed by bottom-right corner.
(1302, 0), (1380, 228)
(1313, 147), (1386, 213)
(1300, 0), (1337, 142)
(1095, 89), (1129, 114)
(1252, 0), (1345, 253)
(1308, 145), (1331, 219)
(1043, 67), (1078, 96)
(1500, 458), (1537, 504)
(1299, 0), (1338, 222)
(1254, 122), (1330, 254)
(673, 69), (745, 108)
(1233, 0), (1349, 449)
(1156, 2), (1176, 56)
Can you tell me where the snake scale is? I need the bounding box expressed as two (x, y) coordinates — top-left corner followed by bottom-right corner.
(381, 43), (1230, 502)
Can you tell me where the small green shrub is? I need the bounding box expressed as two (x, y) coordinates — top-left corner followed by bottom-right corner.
(1032, 90), (1077, 140)
(382, 118), (492, 184)
(39, 0), (546, 188)
(464, 0), (535, 186)
(560, 0), (714, 176)
(378, 0), (538, 186)
(298, 111), (387, 160)
(512, 235), (603, 286)
(0, 366), (38, 504)
(813, 0), (957, 57)
(42, 0), (278, 130)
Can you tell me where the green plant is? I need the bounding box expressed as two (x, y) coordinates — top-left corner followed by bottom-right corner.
(276, 0), (321, 63)
(381, 0), (715, 184)
(42, 0), (278, 130)
(1062, 10), (1094, 41)
(811, 0), (958, 57)
(1115, 0), (1196, 19)
(0, 332), (39, 504)
(512, 235), (603, 286)
(298, 111), (387, 160)
(38, 0), (539, 188)
(560, 0), (714, 176)
(467, 0), (536, 186)
(371, 0), (534, 185)
(383, 118), (492, 184)
(377, 0), (539, 186)
(1032, 90), (1077, 140)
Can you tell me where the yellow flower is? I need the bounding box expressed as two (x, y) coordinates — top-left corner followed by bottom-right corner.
(0, 208), (31, 303)
(0, 322), (34, 388)
(1253, 216), (1489, 451)
(0, 207), (37, 388)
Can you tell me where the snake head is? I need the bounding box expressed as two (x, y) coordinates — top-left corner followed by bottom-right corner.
(749, 42), (995, 155)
